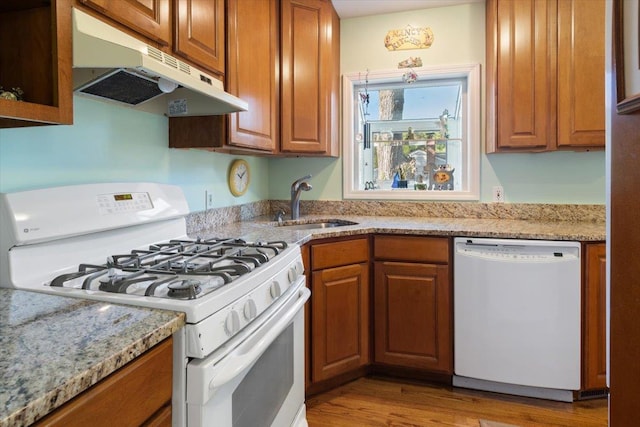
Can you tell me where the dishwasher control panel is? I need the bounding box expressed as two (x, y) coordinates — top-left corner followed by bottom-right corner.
(456, 238), (580, 262)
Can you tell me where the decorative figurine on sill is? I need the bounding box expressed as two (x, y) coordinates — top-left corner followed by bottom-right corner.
(406, 127), (415, 140)
(392, 168), (408, 189)
(430, 164), (455, 191)
(0, 86), (24, 101)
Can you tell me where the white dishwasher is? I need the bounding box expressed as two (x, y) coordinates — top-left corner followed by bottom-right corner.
(453, 237), (581, 402)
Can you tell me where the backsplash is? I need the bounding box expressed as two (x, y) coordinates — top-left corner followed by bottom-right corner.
(186, 200), (272, 235)
(272, 201), (606, 223)
(186, 200), (605, 235)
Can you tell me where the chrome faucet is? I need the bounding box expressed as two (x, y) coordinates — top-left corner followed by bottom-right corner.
(290, 175), (312, 220)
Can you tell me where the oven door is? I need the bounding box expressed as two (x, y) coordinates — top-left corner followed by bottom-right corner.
(186, 278), (309, 427)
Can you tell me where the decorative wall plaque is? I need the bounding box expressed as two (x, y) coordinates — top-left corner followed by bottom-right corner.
(384, 26), (434, 51)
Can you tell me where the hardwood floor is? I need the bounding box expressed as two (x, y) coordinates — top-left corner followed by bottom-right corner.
(306, 377), (608, 427)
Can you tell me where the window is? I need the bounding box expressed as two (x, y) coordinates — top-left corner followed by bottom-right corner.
(342, 64), (480, 200)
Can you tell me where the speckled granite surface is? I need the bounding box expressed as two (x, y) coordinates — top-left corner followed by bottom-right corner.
(185, 200), (605, 242)
(189, 214), (605, 244)
(269, 200), (605, 223)
(0, 289), (184, 427)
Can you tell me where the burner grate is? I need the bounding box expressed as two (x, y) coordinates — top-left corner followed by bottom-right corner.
(47, 237), (288, 299)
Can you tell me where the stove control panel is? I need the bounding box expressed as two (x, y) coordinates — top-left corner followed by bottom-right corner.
(97, 192), (153, 215)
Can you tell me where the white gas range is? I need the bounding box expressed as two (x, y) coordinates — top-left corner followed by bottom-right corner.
(0, 182), (309, 427)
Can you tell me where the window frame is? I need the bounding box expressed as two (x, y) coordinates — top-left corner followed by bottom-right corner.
(342, 63), (481, 200)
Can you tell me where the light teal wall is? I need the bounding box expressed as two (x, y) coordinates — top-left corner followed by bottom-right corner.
(1, 3), (606, 207)
(270, 2), (606, 204)
(0, 97), (270, 211)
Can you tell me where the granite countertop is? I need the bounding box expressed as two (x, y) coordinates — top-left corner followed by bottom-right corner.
(0, 289), (185, 427)
(190, 214), (606, 244)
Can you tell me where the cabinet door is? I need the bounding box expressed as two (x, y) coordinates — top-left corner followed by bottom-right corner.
(487, 0), (556, 152)
(374, 261), (452, 373)
(312, 263), (370, 382)
(174, 0), (224, 75)
(226, 0), (279, 152)
(0, 0), (73, 127)
(79, 0), (171, 46)
(280, 0), (339, 155)
(556, 0), (605, 148)
(583, 243), (607, 390)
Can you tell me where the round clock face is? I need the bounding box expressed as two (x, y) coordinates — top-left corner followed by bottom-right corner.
(229, 160), (250, 196)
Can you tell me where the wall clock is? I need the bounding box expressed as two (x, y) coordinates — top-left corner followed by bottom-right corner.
(228, 159), (250, 196)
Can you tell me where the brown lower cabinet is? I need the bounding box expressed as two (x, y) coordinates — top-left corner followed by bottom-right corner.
(305, 234), (452, 393)
(373, 235), (452, 373)
(309, 237), (370, 384)
(304, 235), (605, 397)
(374, 261), (451, 372)
(34, 337), (173, 427)
(583, 242), (607, 391)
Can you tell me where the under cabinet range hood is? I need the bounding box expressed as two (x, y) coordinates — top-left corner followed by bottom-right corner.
(71, 8), (248, 116)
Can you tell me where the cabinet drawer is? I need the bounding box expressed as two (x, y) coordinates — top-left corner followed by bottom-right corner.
(34, 337), (173, 427)
(374, 235), (449, 263)
(311, 238), (369, 270)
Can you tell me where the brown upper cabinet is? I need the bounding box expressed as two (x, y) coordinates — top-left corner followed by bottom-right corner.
(225, 0), (280, 152)
(169, 0), (340, 157)
(174, 0), (225, 75)
(486, 0), (605, 152)
(0, 0), (74, 128)
(278, 0), (340, 155)
(77, 0), (225, 76)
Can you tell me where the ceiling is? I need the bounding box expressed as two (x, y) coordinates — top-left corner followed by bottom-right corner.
(332, 0), (483, 19)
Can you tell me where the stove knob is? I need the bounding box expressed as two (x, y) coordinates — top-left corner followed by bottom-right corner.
(288, 267), (298, 283)
(270, 281), (282, 299)
(243, 299), (257, 320)
(224, 310), (240, 336)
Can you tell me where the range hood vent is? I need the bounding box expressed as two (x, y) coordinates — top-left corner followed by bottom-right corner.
(72, 8), (248, 116)
(77, 69), (164, 105)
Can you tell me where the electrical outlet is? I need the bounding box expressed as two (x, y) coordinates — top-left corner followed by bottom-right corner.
(205, 190), (214, 209)
(492, 186), (504, 203)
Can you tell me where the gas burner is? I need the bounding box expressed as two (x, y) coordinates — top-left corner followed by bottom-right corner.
(98, 270), (156, 294)
(167, 279), (202, 299)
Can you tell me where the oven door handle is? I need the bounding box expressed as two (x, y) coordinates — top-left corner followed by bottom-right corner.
(207, 285), (310, 392)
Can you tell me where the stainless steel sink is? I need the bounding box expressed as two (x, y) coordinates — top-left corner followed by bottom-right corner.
(276, 219), (358, 230)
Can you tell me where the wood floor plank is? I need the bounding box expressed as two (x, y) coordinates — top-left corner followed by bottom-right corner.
(306, 377), (608, 427)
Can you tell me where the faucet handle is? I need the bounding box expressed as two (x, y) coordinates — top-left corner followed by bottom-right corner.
(273, 208), (286, 222)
